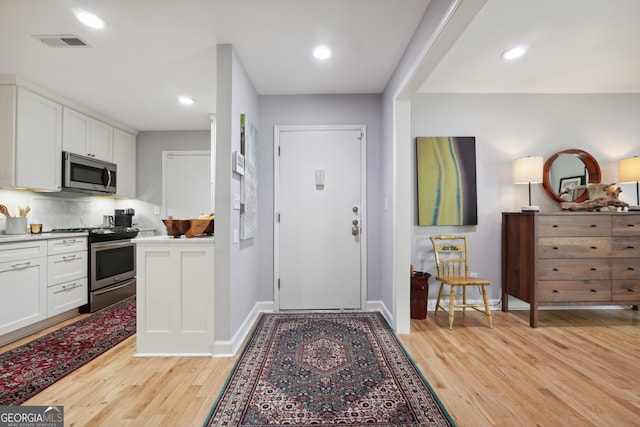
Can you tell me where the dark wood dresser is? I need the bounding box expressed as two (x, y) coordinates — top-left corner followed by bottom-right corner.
(502, 211), (640, 327)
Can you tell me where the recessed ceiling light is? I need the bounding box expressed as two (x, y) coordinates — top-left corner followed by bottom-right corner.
(501, 46), (527, 60)
(72, 8), (105, 29)
(178, 96), (194, 105)
(313, 45), (332, 60)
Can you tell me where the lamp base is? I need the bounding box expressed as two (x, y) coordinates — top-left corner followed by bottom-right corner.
(521, 205), (540, 212)
(628, 205), (640, 211)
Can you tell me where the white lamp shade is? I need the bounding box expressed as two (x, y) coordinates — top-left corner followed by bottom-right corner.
(514, 156), (543, 184)
(619, 156), (640, 183)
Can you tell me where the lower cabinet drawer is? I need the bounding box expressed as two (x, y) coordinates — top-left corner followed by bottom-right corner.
(537, 259), (610, 280)
(611, 259), (640, 279)
(48, 278), (87, 316)
(611, 280), (640, 302)
(538, 281), (611, 302)
(48, 251), (87, 285)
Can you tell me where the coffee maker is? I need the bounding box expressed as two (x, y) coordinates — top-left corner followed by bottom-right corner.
(114, 208), (135, 227)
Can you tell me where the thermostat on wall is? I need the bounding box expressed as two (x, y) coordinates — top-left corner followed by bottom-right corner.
(233, 151), (245, 175)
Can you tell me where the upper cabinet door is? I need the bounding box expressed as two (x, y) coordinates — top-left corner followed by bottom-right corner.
(15, 88), (62, 191)
(113, 127), (136, 199)
(62, 107), (91, 156)
(63, 107), (113, 162)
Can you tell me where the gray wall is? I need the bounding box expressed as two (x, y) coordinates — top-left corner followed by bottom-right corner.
(258, 94), (384, 302)
(410, 93), (640, 303)
(136, 130), (211, 206)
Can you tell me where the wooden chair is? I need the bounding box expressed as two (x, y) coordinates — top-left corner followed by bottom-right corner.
(430, 235), (493, 329)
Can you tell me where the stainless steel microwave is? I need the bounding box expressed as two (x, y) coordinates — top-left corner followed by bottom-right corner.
(62, 151), (117, 194)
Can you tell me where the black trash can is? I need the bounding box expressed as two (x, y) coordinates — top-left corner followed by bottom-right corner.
(410, 271), (431, 319)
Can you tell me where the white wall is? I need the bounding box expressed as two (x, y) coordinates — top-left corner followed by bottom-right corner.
(214, 45), (260, 345)
(410, 93), (640, 303)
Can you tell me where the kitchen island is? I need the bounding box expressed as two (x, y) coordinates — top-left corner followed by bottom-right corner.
(132, 235), (214, 356)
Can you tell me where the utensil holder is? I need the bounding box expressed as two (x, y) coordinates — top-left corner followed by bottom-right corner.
(5, 217), (28, 234)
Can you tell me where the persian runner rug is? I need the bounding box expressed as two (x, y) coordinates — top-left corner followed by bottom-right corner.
(0, 296), (136, 405)
(204, 312), (455, 426)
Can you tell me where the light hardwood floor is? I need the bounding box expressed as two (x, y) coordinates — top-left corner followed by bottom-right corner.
(3, 308), (639, 426)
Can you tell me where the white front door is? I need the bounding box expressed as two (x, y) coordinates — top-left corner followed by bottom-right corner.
(275, 126), (366, 310)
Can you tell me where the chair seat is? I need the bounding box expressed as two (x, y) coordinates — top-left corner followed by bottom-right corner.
(436, 275), (490, 286)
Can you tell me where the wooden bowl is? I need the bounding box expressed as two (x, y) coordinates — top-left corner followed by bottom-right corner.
(162, 219), (191, 237)
(185, 219), (214, 238)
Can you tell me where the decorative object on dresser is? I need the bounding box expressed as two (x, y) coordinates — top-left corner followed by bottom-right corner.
(619, 156), (640, 210)
(514, 156), (543, 212)
(502, 212), (640, 327)
(559, 183), (629, 212)
(430, 235), (493, 329)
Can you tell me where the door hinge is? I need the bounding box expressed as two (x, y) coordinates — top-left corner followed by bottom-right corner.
(358, 131), (363, 140)
(276, 211), (280, 222)
(278, 278), (280, 290)
(278, 145), (281, 156)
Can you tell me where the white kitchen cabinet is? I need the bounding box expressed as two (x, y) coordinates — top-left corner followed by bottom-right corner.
(47, 237), (88, 316)
(0, 86), (62, 191)
(0, 240), (47, 336)
(113, 127), (136, 198)
(134, 236), (214, 355)
(62, 107), (113, 162)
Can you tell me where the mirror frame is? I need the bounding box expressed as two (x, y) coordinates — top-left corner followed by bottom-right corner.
(542, 149), (602, 203)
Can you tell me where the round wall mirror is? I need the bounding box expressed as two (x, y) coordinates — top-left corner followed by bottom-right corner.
(542, 149), (601, 203)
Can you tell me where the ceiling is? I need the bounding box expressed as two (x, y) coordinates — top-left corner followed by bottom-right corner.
(1, 0), (638, 132)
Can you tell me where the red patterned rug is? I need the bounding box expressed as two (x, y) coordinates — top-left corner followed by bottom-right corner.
(204, 312), (455, 426)
(0, 297), (136, 405)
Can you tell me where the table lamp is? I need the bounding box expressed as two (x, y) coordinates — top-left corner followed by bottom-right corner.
(619, 156), (640, 211)
(514, 156), (543, 212)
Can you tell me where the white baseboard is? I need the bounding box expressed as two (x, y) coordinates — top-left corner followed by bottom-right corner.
(212, 301), (275, 358)
(366, 300), (392, 325)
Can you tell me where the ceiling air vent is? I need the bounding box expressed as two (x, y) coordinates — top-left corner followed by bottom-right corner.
(33, 35), (91, 48)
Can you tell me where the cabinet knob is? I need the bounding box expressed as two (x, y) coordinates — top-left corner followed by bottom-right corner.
(628, 289), (635, 293)
(590, 246), (597, 250)
(590, 289), (597, 293)
(590, 224), (598, 228)
(552, 290), (559, 293)
(552, 224), (559, 228)
(553, 246), (559, 250)
(628, 267), (636, 271)
(553, 268), (559, 271)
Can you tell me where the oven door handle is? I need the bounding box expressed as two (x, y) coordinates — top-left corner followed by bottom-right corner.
(91, 240), (132, 249)
(93, 278), (136, 295)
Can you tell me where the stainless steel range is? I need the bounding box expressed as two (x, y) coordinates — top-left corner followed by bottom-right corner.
(51, 227), (138, 312)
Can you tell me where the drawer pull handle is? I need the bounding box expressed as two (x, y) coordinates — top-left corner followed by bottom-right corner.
(553, 246), (559, 250)
(11, 261), (32, 269)
(552, 225), (559, 228)
(590, 224), (598, 228)
(628, 289), (635, 293)
(591, 246), (597, 249)
(553, 268), (559, 271)
(627, 246), (635, 249)
(628, 267), (636, 271)
(628, 224), (636, 227)
(552, 290), (559, 293)
(590, 289), (597, 293)
(591, 267), (597, 271)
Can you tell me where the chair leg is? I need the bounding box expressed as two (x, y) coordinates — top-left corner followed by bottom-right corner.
(462, 286), (467, 316)
(481, 285), (493, 328)
(435, 283), (445, 314)
(448, 285), (455, 329)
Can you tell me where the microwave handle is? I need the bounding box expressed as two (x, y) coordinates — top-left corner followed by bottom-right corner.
(104, 166), (112, 188)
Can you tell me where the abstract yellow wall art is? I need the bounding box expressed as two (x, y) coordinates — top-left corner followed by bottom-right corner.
(416, 136), (478, 225)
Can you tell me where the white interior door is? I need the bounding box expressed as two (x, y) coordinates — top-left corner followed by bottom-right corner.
(162, 151), (212, 219)
(276, 126), (365, 310)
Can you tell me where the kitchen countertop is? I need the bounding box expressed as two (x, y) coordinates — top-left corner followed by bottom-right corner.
(0, 232), (88, 243)
(132, 235), (214, 244)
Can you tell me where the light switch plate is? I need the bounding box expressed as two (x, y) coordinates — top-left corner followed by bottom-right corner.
(233, 193), (241, 210)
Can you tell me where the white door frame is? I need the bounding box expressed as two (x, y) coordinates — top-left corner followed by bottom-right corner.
(274, 125), (367, 311)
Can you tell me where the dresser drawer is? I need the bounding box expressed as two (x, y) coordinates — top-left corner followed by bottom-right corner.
(612, 215), (640, 236)
(537, 237), (611, 258)
(611, 280), (640, 303)
(611, 259), (640, 279)
(537, 259), (610, 280)
(538, 281), (611, 302)
(538, 215), (611, 237)
(611, 237), (640, 257)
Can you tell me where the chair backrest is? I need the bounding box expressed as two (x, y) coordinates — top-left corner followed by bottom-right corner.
(430, 235), (470, 278)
